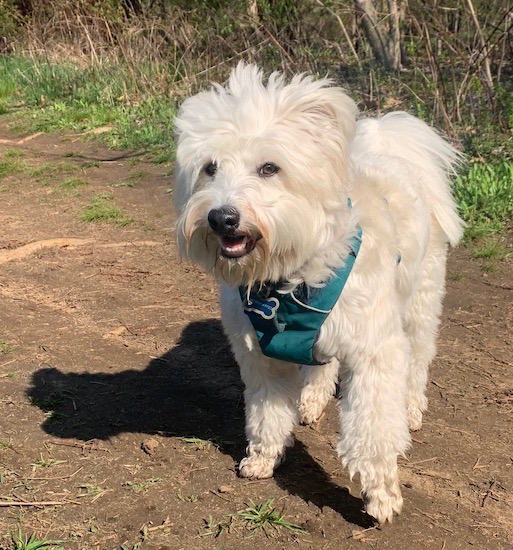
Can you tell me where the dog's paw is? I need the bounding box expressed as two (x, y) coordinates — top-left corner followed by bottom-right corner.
(239, 451), (284, 479)
(407, 404), (423, 431)
(299, 387), (330, 426)
(298, 396), (326, 426)
(364, 486), (403, 525)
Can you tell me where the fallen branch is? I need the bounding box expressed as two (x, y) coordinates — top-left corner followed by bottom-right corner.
(0, 500), (67, 507)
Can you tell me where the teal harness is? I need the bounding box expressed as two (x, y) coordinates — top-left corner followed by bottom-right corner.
(239, 226), (363, 365)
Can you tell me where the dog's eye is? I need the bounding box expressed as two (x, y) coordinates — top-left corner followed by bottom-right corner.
(258, 163), (279, 178)
(205, 161), (217, 177)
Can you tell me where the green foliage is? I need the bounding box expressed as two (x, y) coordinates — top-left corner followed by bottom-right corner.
(202, 497), (304, 539)
(123, 477), (161, 493)
(0, 159), (25, 180)
(454, 162), (513, 240)
(10, 530), (63, 550)
(0, 0), (20, 42)
(236, 497), (305, 536)
(0, 56), (177, 161)
(82, 193), (133, 225)
(0, 340), (13, 353)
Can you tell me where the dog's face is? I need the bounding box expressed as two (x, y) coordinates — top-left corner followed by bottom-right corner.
(173, 63), (357, 287)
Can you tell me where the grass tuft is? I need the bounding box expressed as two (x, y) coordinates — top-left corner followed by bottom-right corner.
(0, 160), (25, 180)
(454, 162), (513, 241)
(203, 498), (305, 539)
(236, 498), (305, 537)
(123, 477), (161, 493)
(0, 341), (13, 353)
(82, 193), (132, 226)
(11, 529), (64, 550)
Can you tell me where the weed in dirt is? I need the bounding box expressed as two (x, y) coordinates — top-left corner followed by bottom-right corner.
(78, 483), (104, 496)
(202, 514), (234, 538)
(56, 177), (89, 192)
(77, 483), (110, 502)
(4, 149), (23, 159)
(0, 160), (25, 180)
(176, 491), (198, 502)
(471, 237), (511, 261)
(29, 162), (77, 185)
(180, 436), (214, 450)
(82, 193), (133, 226)
(52, 178), (89, 196)
(0, 438), (13, 450)
(9, 529), (64, 550)
(122, 477), (161, 493)
(236, 498), (305, 537)
(113, 170), (146, 188)
(80, 161), (100, 169)
(203, 498), (305, 539)
(448, 272), (464, 282)
(128, 169), (147, 184)
(31, 453), (66, 469)
(454, 161), (513, 241)
(180, 436), (234, 451)
(0, 341), (13, 353)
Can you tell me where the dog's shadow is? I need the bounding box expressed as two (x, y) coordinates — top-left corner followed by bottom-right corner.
(28, 319), (370, 527)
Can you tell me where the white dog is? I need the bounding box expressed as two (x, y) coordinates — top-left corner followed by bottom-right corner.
(173, 63), (463, 524)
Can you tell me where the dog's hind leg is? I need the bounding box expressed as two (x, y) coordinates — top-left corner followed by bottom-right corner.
(337, 334), (411, 524)
(299, 358), (339, 425)
(404, 244), (448, 431)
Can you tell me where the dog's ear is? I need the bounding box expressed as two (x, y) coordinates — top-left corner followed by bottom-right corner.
(289, 80), (358, 142)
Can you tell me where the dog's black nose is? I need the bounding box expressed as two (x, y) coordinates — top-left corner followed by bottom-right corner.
(208, 206), (240, 235)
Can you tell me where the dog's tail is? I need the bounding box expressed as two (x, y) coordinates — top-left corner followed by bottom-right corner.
(354, 112), (464, 246)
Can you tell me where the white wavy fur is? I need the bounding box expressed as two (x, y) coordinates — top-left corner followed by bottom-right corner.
(174, 63), (463, 525)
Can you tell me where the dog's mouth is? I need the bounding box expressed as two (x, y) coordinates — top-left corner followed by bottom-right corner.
(218, 233), (259, 259)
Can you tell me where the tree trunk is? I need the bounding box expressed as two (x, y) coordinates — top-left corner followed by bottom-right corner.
(354, 0), (405, 71)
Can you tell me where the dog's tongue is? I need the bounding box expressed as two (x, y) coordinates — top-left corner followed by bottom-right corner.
(221, 235), (248, 258)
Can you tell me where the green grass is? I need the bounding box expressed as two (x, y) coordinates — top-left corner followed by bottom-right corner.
(123, 477), (161, 493)
(454, 161), (513, 241)
(29, 162), (78, 187)
(31, 454), (66, 469)
(0, 56), (177, 162)
(4, 149), (24, 159)
(203, 498), (305, 539)
(0, 438), (13, 450)
(236, 498), (305, 536)
(0, 160), (25, 180)
(57, 177), (89, 190)
(82, 193), (132, 226)
(0, 341), (13, 353)
(10, 530), (63, 550)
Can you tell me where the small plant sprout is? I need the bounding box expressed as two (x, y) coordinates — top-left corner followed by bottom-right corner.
(82, 193), (133, 226)
(31, 453), (66, 470)
(11, 529), (64, 550)
(122, 477), (161, 493)
(236, 498), (305, 537)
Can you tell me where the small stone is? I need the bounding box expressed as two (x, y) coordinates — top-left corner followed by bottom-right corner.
(218, 485), (234, 493)
(141, 437), (159, 455)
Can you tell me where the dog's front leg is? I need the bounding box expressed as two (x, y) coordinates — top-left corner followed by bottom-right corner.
(220, 283), (301, 479)
(337, 335), (411, 524)
(238, 355), (301, 478)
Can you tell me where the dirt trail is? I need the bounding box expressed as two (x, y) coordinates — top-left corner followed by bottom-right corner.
(0, 121), (512, 549)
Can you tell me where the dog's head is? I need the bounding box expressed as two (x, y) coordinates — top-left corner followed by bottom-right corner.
(173, 63), (358, 287)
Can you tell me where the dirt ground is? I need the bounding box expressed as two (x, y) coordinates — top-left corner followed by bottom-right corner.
(0, 119), (512, 550)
